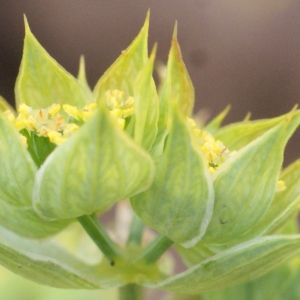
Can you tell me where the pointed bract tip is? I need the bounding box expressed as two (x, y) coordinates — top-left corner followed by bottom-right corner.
(291, 104), (298, 112)
(287, 105), (299, 118)
(146, 9), (150, 21)
(170, 22), (182, 59)
(217, 104), (231, 118)
(23, 14), (31, 33)
(149, 43), (158, 61)
(173, 21), (178, 39)
(285, 104), (300, 123)
(243, 111), (251, 122)
(143, 10), (150, 30)
(79, 55), (86, 68)
(222, 104), (231, 117)
(78, 55), (86, 77)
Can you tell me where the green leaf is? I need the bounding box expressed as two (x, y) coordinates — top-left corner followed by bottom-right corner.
(248, 159), (300, 237)
(15, 17), (86, 109)
(0, 226), (123, 289)
(0, 201), (71, 239)
(131, 105), (214, 248)
(77, 55), (93, 102)
(203, 121), (287, 245)
(133, 45), (159, 151)
(205, 105), (231, 135)
(145, 235), (300, 294)
(0, 96), (15, 113)
(93, 12), (149, 101)
(0, 113), (37, 208)
(214, 109), (300, 151)
(33, 103), (155, 220)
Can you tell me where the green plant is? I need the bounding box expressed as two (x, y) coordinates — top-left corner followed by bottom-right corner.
(1, 12), (300, 300)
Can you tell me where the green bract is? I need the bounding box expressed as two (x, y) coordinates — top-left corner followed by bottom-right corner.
(16, 18), (87, 109)
(0, 13), (300, 299)
(33, 102), (155, 220)
(131, 103), (214, 247)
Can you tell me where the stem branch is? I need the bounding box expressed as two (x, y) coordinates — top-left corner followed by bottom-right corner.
(126, 213), (144, 245)
(119, 284), (142, 300)
(77, 215), (120, 264)
(138, 235), (173, 264)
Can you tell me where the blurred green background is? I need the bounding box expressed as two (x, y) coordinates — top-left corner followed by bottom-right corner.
(0, 263), (169, 299)
(0, 265), (117, 300)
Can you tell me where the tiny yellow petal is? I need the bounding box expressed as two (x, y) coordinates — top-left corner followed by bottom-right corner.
(27, 116), (36, 130)
(122, 108), (134, 118)
(209, 166), (216, 174)
(117, 118), (125, 129)
(3, 110), (15, 122)
(125, 96), (134, 107)
(82, 111), (94, 122)
(110, 109), (122, 119)
(47, 130), (65, 145)
(63, 123), (79, 136)
(63, 104), (81, 119)
(14, 116), (30, 131)
(18, 103), (32, 115)
(49, 104), (61, 116)
(276, 180), (286, 192)
(86, 102), (97, 110)
(38, 126), (49, 137)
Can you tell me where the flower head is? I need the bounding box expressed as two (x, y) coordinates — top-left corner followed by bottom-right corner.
(0, 13), (300, 295)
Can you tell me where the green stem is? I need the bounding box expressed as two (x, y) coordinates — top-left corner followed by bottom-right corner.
(138, 235), (173, 264)
(119, 284), (143, 300)
(126, 213), (144, 245)
(77, 215), (120, 265)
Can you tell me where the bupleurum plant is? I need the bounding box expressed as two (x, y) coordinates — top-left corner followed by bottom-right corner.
(1, 12), (300, 300)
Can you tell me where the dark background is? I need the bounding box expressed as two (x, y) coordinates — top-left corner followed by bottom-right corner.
(1, 1), (300, 164)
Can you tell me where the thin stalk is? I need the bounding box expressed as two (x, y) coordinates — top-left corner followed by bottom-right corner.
(138, 235), (173, 264)
(77, 214), (120, 265)
(119, 284), (143, 300)
(126, 213), (144, 245)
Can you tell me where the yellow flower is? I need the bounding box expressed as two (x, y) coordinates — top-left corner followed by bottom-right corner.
(187, 117), (233, 174)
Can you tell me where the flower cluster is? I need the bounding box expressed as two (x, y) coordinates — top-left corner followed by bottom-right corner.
(187, 118), (233, 174)
(4, 89), (134, 146)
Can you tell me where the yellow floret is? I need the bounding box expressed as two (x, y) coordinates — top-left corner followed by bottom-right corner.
(121, 106), (134, 118)
(82, 103), (98, 122)
(87, 102), (97, 110)
(18, 103), (32, 115)
(47, 130), (65, 145)
(105, 89), (135, 128)
(38, 126), (49, 137)
(14, 115), (36, 131)
(276, 180), (286, 192)
(49, 104), (61, 117)
(63, 123), (79, 137)
(3, 110), (15, 122)
(188, 117), (232, 173)
(63, 104), (81, 120)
